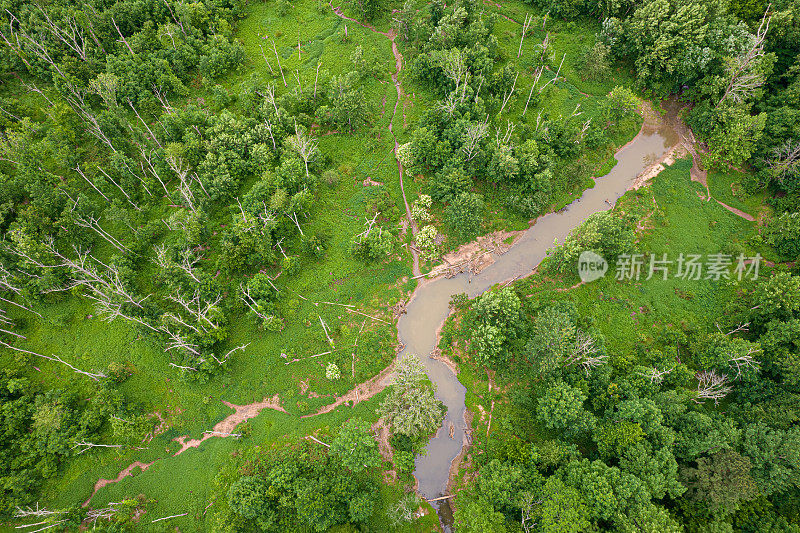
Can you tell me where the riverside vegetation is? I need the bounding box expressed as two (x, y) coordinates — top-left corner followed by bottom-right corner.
(0, 0), (798, 531)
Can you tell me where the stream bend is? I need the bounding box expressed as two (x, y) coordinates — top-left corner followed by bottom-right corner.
(403, 108), (679, 530)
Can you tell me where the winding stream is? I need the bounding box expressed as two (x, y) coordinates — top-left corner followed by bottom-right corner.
(403, 110), (679, 530)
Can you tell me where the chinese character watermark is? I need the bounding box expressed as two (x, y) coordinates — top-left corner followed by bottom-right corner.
(577, 251), (762, 282)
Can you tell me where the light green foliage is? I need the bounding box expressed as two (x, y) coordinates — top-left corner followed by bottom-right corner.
(411, 194), (433, 223)
(765, 211), (800, 258)
(538, 477), (590, 533)
(329, 418), (381, 473)
(415, 225), (439, 260)
(580, 42), (612, 82)
(546, 211), (635, 274)
(536, 381), (592, 432)
(468, 287), (523, 367)
(445, 192), (485, 241)
(750, 272), (800, 322)
(326, 362), (341, 380)
(454, 499), (507, 532)
(377, 353), (445, 438)
(602, 86), (639, 124)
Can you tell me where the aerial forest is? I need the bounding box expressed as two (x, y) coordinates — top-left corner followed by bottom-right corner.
(0, 0), (798, 531)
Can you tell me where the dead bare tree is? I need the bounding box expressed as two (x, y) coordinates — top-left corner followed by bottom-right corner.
(519, 492), (542, 533)
(518, 13), (533, 58)
(637, 366), (673, 384)
(287, 121), (318, 178)
(73, 213), (132, 254)
(718, 6), (772, 107)
(72, 441), (147, 454)
(695, 370), (732, 404)
(166, 289), (222, 334)
(211, 342), (250, 365)
(564, 330), (607, 375)
(498, 72), (519, 115)
(765, 139), (800, 182)
(271, 38), (287, 87)
(353, 212), (380, 244)
(127, 99), (163, 149)
(539, 53), (565, 93)
(494, 121), (515, 147)
(35, 6), (88, 61)
(462, 120), (489, 161)
(258, 41), (276, 75)
(727, 345), (761, 379)
(111, 17), (135, 56)
(522, 66), (544, 117)
(239, 282), (275, 324)
(0, 341), (107, 380)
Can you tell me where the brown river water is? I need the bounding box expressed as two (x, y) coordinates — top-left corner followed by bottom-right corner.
(404, 110), (679, 530)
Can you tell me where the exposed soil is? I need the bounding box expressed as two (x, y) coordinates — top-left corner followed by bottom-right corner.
(418, 229), (521, 282)
(174, 394), (286, 456)
(372, 417), (394, 461)
(302, 362), (396, 418)
(84, 395), (287, 507)
(716, 200), (756, 221)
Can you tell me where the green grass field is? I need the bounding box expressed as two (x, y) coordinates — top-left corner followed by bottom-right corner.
(1, 0), (658, 529)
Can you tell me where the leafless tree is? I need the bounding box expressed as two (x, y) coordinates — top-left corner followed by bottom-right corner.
(166, 289), (222, 334)
(637, 366), (672, 384)
(522, 66), (544, 118)
(96, 165), (141, 210)
(161, 324), (200, 356)
(72, 441), (147, 454)
(519, 491), (542, 533)
(539, 53), (565, 93)
(35, 6), (88, 60)
(695, 370), (732, 404)
(0, 341), (107, 380)
(462, 120), (489, 161)
(440, 48), (468, 94)
(495, 121), (515, 147)
(258, 41), (276, 75)
(564, 330), (607, 375)
(498, 72), (519, 115)
(73, 213), (132, 254)
(211, 343), (250, 365)
(271, 38), (287, 87)
(111, 17), (135, 56)
(718, 6), (772, 107)
(287, 121), (318, 178)
(354, 212), (381, 245)
(518, 13), (533, 58)
(727, 345), (761, 379)
(239, 282), (276, 324)
(764, 139), (800, 182)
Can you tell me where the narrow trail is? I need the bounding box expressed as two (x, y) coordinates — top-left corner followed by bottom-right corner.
(83, 396), (287, 507)
(716, 200), (756, 221)
(330, 2), (420, 276)
(301, 361), (396, 417)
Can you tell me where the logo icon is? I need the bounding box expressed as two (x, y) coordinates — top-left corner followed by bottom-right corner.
(578, 251), (608, 282)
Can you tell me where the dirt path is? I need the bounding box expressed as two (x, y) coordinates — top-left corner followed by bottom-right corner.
(173, 395), (286, 456)
(330, 3), (420, 276)
(302, 361), (396, 417)
(83, 461), (155, 507)
(716, 200), (755, 221)
(83, 395), (287, 507)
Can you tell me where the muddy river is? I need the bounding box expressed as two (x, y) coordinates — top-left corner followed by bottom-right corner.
(402, 109), (679, 530)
